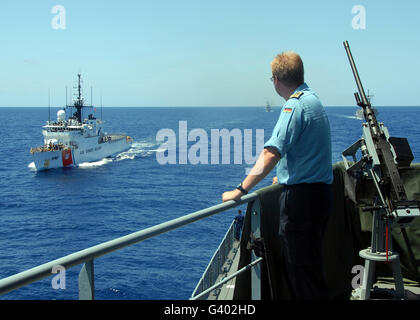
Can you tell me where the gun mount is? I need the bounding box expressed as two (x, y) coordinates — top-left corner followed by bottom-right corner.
(341, 41), (420, 300)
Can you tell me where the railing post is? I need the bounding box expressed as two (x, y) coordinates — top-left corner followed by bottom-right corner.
(250, 199), (261, 300)
(78, 260), (94, 300)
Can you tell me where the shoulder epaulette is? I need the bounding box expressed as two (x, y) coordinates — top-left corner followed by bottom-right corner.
(289, 91), (304, 99)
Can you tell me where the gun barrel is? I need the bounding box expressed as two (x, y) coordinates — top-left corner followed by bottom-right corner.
(343, 41), (370, 108)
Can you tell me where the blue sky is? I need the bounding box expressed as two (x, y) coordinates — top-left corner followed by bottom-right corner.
(1, 0), (419, 107)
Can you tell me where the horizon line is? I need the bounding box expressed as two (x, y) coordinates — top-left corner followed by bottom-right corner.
(1, 105), (420, 108)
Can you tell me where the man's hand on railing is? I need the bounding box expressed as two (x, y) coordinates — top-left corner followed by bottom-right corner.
(222, 189), (243, 202)
(272, 176), (278, 185)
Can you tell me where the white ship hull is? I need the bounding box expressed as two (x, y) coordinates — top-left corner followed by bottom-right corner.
(32, 136), (132, 171)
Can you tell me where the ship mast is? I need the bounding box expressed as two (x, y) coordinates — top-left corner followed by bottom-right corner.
(74, 73), (84, 123)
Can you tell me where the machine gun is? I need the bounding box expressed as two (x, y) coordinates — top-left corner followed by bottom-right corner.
(341, 41), (420, 299)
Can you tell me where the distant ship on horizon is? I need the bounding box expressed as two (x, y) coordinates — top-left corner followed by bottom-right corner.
(265, 101), (272, 112)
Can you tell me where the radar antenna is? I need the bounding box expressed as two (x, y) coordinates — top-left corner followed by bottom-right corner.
(73, 73), (84, 123)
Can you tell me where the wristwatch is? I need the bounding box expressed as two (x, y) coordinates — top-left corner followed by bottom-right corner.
(236, 183), (248, 195)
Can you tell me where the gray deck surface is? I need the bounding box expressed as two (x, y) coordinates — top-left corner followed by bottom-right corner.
(209, 240), (241, 300)
(209, 241), (420, 300)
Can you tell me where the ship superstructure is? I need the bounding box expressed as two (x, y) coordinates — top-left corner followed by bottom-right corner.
(30, 74), (133, 171)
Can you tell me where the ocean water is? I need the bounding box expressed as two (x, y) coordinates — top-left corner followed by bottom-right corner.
(0, 106), (419, 300)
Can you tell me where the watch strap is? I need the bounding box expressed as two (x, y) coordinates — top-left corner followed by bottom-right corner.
(236, 183), (248, 195)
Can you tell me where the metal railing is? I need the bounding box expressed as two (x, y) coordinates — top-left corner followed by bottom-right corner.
(0, 192), (261, 300)
(191, 257), (263, 300)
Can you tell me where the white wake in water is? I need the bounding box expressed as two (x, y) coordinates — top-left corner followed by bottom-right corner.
(330, 113), (359, 120)
(342, 115), (359, 120)
(78, 158), (113, 169)
(28, 162), (36, 171)
(116, 141), (158, 161)
(78, 140), (163, 169)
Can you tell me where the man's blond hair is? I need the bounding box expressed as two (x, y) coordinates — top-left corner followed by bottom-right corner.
(271, 51), (304, 87)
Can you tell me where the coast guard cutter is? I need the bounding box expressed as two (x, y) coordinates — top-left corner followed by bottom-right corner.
(30, 74), (133, 171)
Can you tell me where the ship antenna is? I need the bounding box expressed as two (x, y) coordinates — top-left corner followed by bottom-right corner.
(48, 88), (51, 123)
(91, 86), (93, 106)
(100, 92), (103, 120)
(77, 73), (82, 102)
(74, 73), (84, 122)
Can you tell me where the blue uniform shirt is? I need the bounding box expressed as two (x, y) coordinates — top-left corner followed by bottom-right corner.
(264, 83), (333, 185)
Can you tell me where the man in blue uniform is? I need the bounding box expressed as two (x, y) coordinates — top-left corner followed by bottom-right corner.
(222, 51), (333, 299)
(234, 210), (244, 240)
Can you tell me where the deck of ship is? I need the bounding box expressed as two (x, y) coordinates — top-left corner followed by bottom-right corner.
(211, 239), (420, 300)
(207, 240), (241, 300)
(351, 280), (420, 300)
